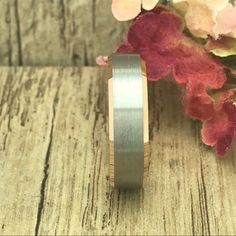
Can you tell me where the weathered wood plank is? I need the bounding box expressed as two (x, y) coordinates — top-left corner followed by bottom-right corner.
(0, 0), (128, 66)
(0, 67), (64, 234)
(0, 67), (236, 235)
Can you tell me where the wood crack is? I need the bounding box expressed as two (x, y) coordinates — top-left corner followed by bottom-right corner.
(84, 42), (89, 66)
(2, 134), (7, 151)
(197, 178), (205, 235)
(115, 191), (120, 226)
(34, 89), (59, 236)
(200, 160), (211, 236)
(14, 0), (23, 65)
(92, 0), (96, 32)
(197, 160), (211, 236)
(59, 0), (66, 47)
(5, 2), (12, 66)
(190, 192), (195, 236)
(81, 182), (91, 227)
(148, 82), (159, 141)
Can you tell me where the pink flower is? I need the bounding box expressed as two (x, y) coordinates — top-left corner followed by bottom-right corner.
(201, 91), (236, 155)
(173, 0), (236, 39)
(216, 3), (236, 38)
(112, 0), (159, 21)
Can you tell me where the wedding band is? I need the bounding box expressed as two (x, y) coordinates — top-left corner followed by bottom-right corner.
(108, 53), (150, 189)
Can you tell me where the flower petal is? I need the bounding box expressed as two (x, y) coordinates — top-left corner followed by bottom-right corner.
(117, 8), (226, 87)
(184, 82), (214, 121)
(183, 3), (215, 38)
(223, 99), (236, 123)
(205, 37), (236, 57)
(215, 128), (235, 155)
(96, 56), (109, 67)
(117, 38), (135, 53)
(112, 0), (141, 21)
(142, 0), (159, 10)
(125, 11), (183, 50)
(216, 3), (236, 38)
(141, 49), (172, 80)
(172, 0), (231, 39)
(201, 92), (236, 155)
(202, 108), (228, 146)
(173, 50), (226, 89)
(216, 90), (234, 108)
(173, 0), (228, 10)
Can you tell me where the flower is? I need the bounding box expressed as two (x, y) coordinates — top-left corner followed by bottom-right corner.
(115, 7), (236, 155)
(117, 7), (226, 87)
(172, 0), (236, 39)
(201, 91), (236, 155)
(112, 0), (159, 21)
(97, 3), (236, 156)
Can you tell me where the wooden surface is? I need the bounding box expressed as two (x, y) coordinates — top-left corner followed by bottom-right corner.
(0, 0), (128, 66)
(0, 67), (236, 235)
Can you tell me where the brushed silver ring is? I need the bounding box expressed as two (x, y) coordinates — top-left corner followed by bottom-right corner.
(111, 53), (145, 189)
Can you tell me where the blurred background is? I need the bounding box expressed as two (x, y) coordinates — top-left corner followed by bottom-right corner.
(0, 0), (128, 66)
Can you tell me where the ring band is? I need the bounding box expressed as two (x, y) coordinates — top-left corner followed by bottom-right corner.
(108, 53), (150, 189)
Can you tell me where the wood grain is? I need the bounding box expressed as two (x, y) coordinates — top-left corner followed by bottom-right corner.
(0, 0), (128, 66)
(0, 67), (236, 235)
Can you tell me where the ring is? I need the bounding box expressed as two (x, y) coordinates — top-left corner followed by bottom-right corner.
(108, 53), (150, 189)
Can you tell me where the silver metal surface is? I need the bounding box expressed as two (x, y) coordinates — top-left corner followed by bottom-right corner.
(112, 53), (144, 189)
